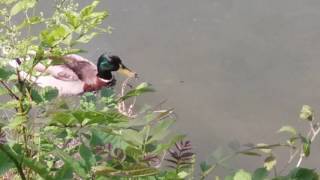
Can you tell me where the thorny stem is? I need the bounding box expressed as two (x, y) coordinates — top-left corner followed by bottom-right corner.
(15, 64), (33, 178)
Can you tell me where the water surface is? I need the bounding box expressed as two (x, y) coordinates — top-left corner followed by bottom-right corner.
(46, 0), (320, 171)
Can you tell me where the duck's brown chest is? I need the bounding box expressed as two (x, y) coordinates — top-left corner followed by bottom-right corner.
(83, 78), (114, 92)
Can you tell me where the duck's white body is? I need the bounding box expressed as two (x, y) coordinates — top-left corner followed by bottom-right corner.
(36, 75), (85, 96)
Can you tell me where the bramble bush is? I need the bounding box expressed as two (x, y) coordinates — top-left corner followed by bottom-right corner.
(0, 0), (318, 179)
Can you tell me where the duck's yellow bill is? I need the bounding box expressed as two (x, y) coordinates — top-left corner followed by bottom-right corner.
(118, 64), (138, 78)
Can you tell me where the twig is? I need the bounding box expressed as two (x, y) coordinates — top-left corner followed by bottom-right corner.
(296, 148), (304, 167)
(309, 122), (316, 135)
(157, 151), (167, 168)
(288, 149), (299, 164)
(127, 97), (136, 117)
(0, 80), (19, 100)
(311, 123), (320, 142)
(117, 77), (137, 118)
(296, 122), (320, 167)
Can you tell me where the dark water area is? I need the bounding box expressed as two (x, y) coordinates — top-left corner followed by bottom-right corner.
(32, 0), (320, 173)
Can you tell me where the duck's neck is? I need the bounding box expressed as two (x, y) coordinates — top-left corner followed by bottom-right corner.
(97, 71), (112, 80)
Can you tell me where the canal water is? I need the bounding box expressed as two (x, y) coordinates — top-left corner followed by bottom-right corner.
(38, 0), (320, 173)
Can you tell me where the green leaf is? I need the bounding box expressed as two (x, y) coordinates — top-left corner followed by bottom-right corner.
(200, 161), (212, 173)
(63, 48), (87, 55)
(16, 16), (43, 30)
(0, 100), (19, 110)
(148, 119), (175, 143)
(40, 25), (71, 47)
(30, 89), (43, 104)
(31, 87), (58, 104)
(300, 105), (314, 121)
(94, 164), (159, 177)
(152, 134), (185, 154)
(125, 146), (142, 161)
(11, 0), (37, 16)
(278, 125), (297, 135)
(65, 11), (80, 29)
(0, 150), (14, 176)
(100, 88), (115, 98)
(299, 136), (312, 157)
(54, 148), (88, 178)
(225, 175), (233, 180)
(0, 144), (53, 180)
(92, 166), (119, 176)
(288, 168), (318, 180)
(177, 171), (189, 179)
(120, 164), (159, 177)
(0, 67), (14, 80)
(239, 151), (261, 157)
(0, 0), (16, 5)
(51, 112), (76, 126)
(23, 157), (53, 179)
(72, 111), (102, 124)
(121, 129), (144, 146)
(0, 87), (8, 96)
(252, 168), (268, 180)
(72, 110), (126, 125)
(80, 0), (100, 18)
(120, 82), (154, 101)
(79, 144), (96, 170)
(90, 129), (128, 149)
(84, 11), (108, 26)
(76, 32), (98, 43)
(234, 169), (252, 180)
(255, 143), (272, 154)
(264, 155), (276, 171)
(116, 112), (160, 128)
(7, 116), (27, 129)
(303, 140), (311, 157)
(54, 164), (73, 180)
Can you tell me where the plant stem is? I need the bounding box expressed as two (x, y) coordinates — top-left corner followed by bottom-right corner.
(296, 122), (320, 167)
(0, 80), (19, 100)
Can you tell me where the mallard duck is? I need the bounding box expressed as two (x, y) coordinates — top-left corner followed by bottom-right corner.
(11, 53), (137, 96)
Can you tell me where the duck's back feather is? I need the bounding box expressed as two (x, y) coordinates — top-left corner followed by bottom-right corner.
(63, 54), (98, 85)
(44, 65), (80, 81)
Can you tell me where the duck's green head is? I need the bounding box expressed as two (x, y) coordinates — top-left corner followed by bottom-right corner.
(97, 54), (137, 80)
